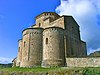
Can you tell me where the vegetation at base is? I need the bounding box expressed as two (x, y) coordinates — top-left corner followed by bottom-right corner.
(0, 63), (12, 68)
(82, 67), (100, 75)
(0, 67), (100, 75)
(0, 67), (61, 72)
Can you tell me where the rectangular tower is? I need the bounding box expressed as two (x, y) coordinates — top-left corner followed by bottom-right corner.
(64, 16), (87, 57)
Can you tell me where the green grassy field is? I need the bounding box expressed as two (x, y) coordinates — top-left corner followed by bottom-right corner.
(0, 63), (100, 75)
(0, 67), (61, 72)
(0, 63), (12, 68)
(0, 67), (100, 75)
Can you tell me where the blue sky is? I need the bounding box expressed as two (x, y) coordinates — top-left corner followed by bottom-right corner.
(0, 0), (100, 64)
(0, 0), (60, 63)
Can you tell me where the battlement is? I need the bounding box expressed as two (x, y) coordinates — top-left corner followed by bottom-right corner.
(35, 12), (60, 28)
(22, 28), (43, 36)
(35, 12), (60, 19)
(43, 27), (64, 35)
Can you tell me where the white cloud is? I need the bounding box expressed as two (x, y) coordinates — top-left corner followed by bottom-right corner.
(0, 57), (12, 64)
(88, 48), (100, 55)
(56, 0), (100, 54)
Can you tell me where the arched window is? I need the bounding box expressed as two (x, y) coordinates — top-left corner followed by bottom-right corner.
(46, 38), (48, 44)
(18, 47), (20, 52)
(24, 41), (26, 47)
(39, 23), (41, 27)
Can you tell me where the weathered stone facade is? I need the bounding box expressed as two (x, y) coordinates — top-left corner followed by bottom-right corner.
(16, 39), (22, 66)
(15, 12), (87, 67)
(66, 57), (100, 67)
(20, 28), (43, 67)
(42, 27), (65, 67)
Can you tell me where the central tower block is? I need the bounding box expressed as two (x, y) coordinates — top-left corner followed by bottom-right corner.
(35, 12), (60, 28)
(42, 27), (65, 67)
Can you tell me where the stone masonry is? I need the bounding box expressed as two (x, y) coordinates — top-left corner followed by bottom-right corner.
(66, 57), (100, 67)
(14, 12), (87, 67)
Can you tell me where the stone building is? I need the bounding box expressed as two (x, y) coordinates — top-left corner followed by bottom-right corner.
(15, 12), (87, 67)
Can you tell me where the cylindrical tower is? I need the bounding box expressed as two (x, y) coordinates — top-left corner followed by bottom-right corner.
(42, 27), (65, 67)
(20, 28), (43, 67)
(16, 39), (22, 67)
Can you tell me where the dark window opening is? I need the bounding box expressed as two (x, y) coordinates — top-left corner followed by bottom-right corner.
(24, 41), (26, 47)
(18, 47), (20, 52)
(46, 38), (48, 44)
(39, 23), (41, 27)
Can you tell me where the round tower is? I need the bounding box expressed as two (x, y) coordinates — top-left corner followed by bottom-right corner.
(42, 27), (65, 67)
(16, 39), (22, 67)
(21, 28), (43, 67)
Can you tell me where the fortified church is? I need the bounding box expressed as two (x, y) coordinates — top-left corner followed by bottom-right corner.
(13, 12), (87, 67)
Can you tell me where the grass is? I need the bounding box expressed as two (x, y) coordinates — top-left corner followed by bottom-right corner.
(82, 67), (100, 75)
(0, 67), (62, 72)
(0, 67), (100, 75)
(0, 63), (12, 68)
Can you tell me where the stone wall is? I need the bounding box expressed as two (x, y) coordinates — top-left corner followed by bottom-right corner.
(35, 12), (60, 28)
(16, 39), (22, 66)
(64, 16), (87, 57)
(80, 41), (87, 56)
(21, 28), (43, 67)
(42, 27), (65, 67)
(16, 12), (88, 68)
(49, 17), (64, 29)
(66, 57), (100, 67)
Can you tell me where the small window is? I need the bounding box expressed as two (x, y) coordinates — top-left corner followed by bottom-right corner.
(39, 23), (41, 27)
(46, 38), (48, 44)
(24, 41), (26, 47)
(31, 44), (33, 45)
(18, 47), (20, 52)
